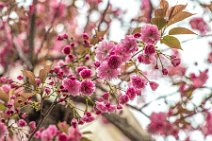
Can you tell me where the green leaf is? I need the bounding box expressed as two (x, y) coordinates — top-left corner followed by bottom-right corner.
(0, 103), (6, 110)
(161, 35), (181, 49)
(82, 131), (92, 134)
(80, 137), (92, 141)
(169, 27), (197, 35)
(151, 18), (167, 30)
(167, 11), (193, 26)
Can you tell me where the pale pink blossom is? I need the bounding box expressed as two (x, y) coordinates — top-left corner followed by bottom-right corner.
(119, 35), (138, 53)
(63, 78), (81, 96)
(97, 62), (120, 80)
(95, 41), (115, 61)
(68, 127), (81, 141)
(0, 122), (7, 139)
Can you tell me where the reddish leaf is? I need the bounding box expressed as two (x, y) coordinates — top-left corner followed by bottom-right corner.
(160, 0), (169, 14)
(22, 70), (36, 87)
(0, 90), (9, 102)
(155, 9), (166, 18)
(39, 64), (52, 83)
(168, 4), (187, 19)
(167, 11), (193, 26)
(131, 27), (141, 34)
(151, 18), (167, 30)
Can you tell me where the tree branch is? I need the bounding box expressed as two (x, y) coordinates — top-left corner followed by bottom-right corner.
(28, 0), (37, 68)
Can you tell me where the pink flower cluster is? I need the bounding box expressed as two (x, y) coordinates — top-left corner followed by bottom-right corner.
(141, 24), (160, 45)
(189, 17), (209, 34)
(61, 67), (95, 97)
(190, 69), (208, 88)
(148, 112), (178, 137)
(0, 122), (7, 140)
(203, 112), (212, 135)
(35, 125), (81, 141)
(96, 35), (138, 80)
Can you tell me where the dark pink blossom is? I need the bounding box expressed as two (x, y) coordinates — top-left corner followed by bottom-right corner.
(107, 55), (122, 69)
(125, 87), (141, 100)
(131, 75), (147, 89)
(17, 119), (27, 127)
(162, 68), (168, 75)
(138, 54), (152, 64)
(63, 45), (71, 55)
(144, 44), (156, 55)
(79, 69), (92, 79)
(118, 94), (129, 105)
(80, 80), (95, 96)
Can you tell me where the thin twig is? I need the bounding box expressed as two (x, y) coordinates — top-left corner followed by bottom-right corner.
(97, 0), (110, 31)
(28, 101), (56, 141)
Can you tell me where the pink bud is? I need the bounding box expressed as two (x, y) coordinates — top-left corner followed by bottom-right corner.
(171, 58), (181, 67)
(162, 68), (168, 75)
(149, 81), (159, 91)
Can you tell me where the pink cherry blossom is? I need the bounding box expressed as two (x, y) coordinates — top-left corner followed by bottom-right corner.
(107, 55), (122, 69)
(140, 24), (160, 45)
(119, 35), (138, 53)
(171, 58), (181, 67)
(118, 94), (129, 105)
(125, 87), (141, 100)
(95, 41), (115, 61)
(0, 122), (7, 139)
(97, 62), (120, 80)
(79, 69), (92, 79)
(190, 69), (208, 88)
(17, 119), (27, 127)
(63, 78), (81, 96)
(68, 127), (81, 141)
(190, 17), (209, 34)
(80, 80), (95, 96)
(144, 44), (156, 55)
(131, 75), (147, 89)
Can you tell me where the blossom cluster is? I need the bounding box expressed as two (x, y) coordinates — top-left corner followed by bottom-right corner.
(0, 0), (211, 141)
